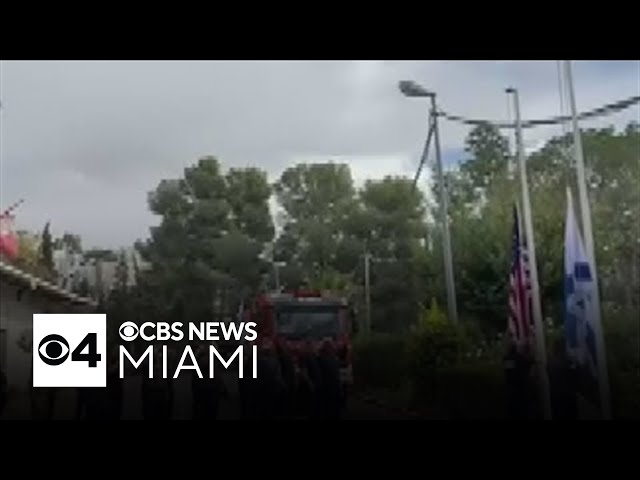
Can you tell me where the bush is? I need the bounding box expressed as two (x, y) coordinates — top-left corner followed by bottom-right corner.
(406, 299), (470, 403)
(402, 300), (511, 418)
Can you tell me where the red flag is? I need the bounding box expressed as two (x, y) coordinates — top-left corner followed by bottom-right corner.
(0, 213), (19, 260)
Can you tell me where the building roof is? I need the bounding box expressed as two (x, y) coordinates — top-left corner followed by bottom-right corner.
(0, 259), (98, 307)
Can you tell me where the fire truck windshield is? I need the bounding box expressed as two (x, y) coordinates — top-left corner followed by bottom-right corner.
(275, 306), (340, 340)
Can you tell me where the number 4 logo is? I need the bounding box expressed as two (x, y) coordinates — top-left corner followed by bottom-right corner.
(71, 333), (101, 367)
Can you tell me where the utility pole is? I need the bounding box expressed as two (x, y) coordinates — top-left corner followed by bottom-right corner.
(564, 60), (611, 420)
(412, 115), (435, 188)
(430, 95), (459, 325)
(399, 80), (458, 325)
(507, 87), (552, 420)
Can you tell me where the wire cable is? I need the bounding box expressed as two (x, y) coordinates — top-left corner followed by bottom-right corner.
(438, 95), (640, 129)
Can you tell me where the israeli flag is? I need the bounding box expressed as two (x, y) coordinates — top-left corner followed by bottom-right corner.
(564, 188), (599, 380)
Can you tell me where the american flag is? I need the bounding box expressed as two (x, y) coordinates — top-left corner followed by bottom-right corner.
(508, 204), (533, 354)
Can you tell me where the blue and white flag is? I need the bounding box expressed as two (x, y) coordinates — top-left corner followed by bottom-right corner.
(564, 188), (599, 381)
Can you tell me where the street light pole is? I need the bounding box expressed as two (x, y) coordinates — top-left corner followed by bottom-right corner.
(430, 94), (459, 326)
(507, 87), (552, 420)
(399, 81), (458, 325)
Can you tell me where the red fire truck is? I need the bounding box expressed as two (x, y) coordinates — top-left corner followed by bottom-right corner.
(240, 289), (356, 418)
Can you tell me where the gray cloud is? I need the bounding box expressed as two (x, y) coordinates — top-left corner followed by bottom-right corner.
(1, 60), (638, 249)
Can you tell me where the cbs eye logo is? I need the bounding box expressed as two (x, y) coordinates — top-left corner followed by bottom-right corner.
(119, 321), (139, 341)
(38, 333), (101, 367)
(33, 313), (107, 388)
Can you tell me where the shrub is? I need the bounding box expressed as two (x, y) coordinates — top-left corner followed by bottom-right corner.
(406, 299), (470, 402)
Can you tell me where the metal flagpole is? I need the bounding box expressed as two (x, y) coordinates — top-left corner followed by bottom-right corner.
(563, 60), (612, 419)
(507, 87), (552, 420)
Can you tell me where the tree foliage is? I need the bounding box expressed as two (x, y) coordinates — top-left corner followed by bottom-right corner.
(15, 231), (40, 271)
(39, 221), (54, 277)
(273, 162), (357, 290)
(134, 156), (275, 325)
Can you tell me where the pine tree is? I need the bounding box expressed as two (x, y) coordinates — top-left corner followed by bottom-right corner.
(115, 249), (129, 294)
(40, 221), (54, 276)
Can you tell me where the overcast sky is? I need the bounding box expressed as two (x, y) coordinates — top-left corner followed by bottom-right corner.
(1, 60), (638, 250)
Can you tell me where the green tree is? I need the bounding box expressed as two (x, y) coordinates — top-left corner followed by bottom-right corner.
(273, 162), (358, 291)
(436, 121), (639, 339)
(356, 176), (429, 333)
(115, 250), (129, 293)
(139, 156), (275, 324)
(15, 230), (40, 271)
(425, 124), (521, 332)
(39, 221), (54, 276)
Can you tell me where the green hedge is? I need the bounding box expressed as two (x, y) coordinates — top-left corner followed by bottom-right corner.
(352, 332), (506, 418)
(352, 301), (507, 418)
(352, 302), (639, 419)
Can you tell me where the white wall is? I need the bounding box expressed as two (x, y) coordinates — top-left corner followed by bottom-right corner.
(0, 281), (43, 390)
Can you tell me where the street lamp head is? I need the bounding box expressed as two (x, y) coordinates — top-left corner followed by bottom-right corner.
(399, 80), (434, 98)
(505, 87), (516, 94)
